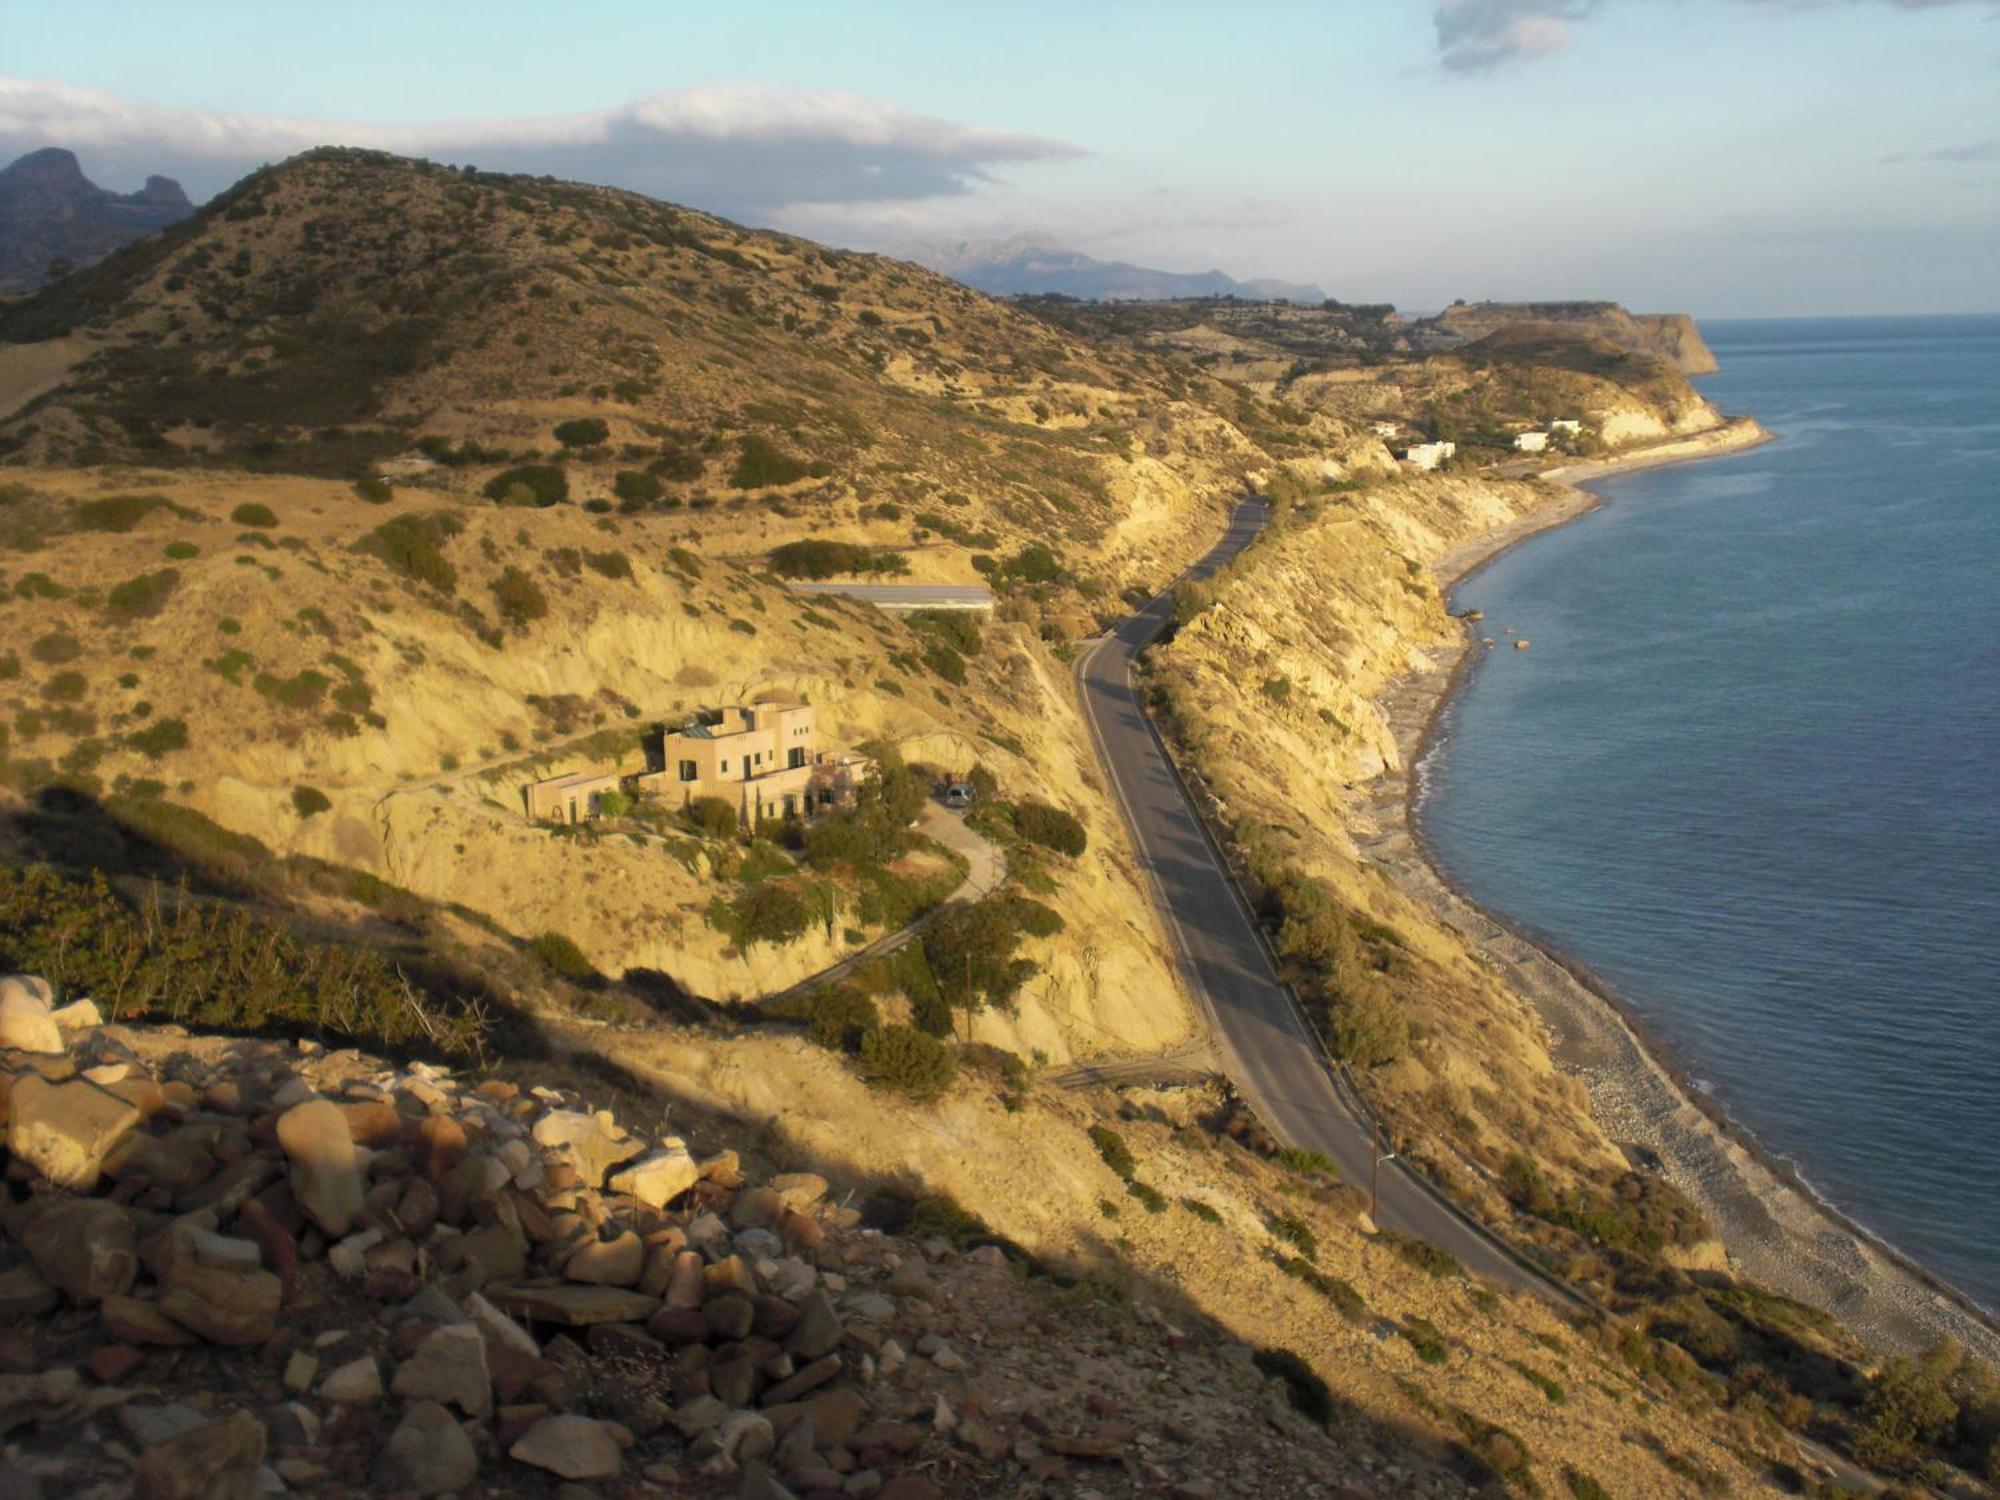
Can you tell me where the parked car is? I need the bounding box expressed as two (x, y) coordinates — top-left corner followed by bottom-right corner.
(944, 782), (976, 809)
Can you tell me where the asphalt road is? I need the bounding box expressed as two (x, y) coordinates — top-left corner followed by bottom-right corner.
(1077, 496), (1574, 1304)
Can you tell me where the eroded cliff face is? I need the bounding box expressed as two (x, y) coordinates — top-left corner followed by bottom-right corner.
(0, 462), (1211, 1061)
(1149, 475), (1643, 1211)
(1426, 301), (1719, 375)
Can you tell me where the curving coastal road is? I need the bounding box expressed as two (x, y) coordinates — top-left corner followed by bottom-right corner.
(1076, 496), (1578, 1305)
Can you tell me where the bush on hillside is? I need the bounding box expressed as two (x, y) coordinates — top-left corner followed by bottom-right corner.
(0, 864), (485, 1055)
(530, 931), (596, 980)
(75, 495), (168, 533)
(687, 796), (740, 838)
(773, 983), (878, 1053)
(124, 717), (189, 760)
(731, 434), (809, 489)
(767, 539), (907, 579)
(858, 1023), (956, 1099)
(491, 566), (549, 627)
(709, 881), (814, 948)
(1014, 800), (1087, 857)
(353, 477), (394, 503)
(1330, 978), (1407, 1069)
(553, 418), (610, 449)
(907, 609), (982, 656)
(30, 632), (80, 664)
(613, 470), (662, 505)
(105, 569), (180, 619)
(482, 465), (568, 507)
(291, 786), (332, 818)
(360, 512), (460, 592)
(230, 502), (278, 529)
(1007, 543), (1061, 583)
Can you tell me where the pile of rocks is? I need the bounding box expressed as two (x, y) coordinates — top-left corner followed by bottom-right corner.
(0, 974), (1386, 1498)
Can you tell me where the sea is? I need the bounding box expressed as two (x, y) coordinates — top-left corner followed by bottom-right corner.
(1420, 315), (2000, 1315)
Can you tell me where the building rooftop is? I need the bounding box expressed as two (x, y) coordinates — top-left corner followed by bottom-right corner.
(787, 582), (994, 613)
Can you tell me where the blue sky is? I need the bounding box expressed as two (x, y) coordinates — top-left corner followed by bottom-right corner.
(3, 0), (1995, 316)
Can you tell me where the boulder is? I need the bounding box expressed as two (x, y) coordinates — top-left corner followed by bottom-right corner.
(376, 1399), (479, 1496)
(319, 1355), (384, 1403)
(564, 1230), (644, 1287)
(6, 1074), (142, 1188)
(391, 1323), (492, 1417)
(275, 1098), (364, 1237)
(132, 1409), (266, 1500)
(510, 1413), (623, 1481)
(21, 1199), (137, 1302)
(531, 1109), (641, 1187)
(48, 999), (103, 1030)
(0, 976), (62, 1054)
(487, 1283), (659, 1327)
(155, 1225), (282, 1346)
(606, 1142), (700, 1208)
(99, 1294), (193, 1346)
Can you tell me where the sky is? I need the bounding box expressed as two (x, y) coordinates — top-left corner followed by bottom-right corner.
(2, 0), (1995, 317)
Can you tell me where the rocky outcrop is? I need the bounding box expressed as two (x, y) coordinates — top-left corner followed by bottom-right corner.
(0, 147), (191, 292)
(1423, 300), (1719, 374)
(0, 978), (1389, 1498)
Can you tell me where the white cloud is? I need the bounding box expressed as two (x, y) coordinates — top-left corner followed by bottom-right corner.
(1433, 0), (1599, 72)
(0, 77), (1085, 218)
(1431, 0), (1998, 72)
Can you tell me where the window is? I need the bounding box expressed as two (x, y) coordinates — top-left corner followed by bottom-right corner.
(788, 746), (806, 769)
(719, 759), (729, 774)
(678, 760), (697, 782)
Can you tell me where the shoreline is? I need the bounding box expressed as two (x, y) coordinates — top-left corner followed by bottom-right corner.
(1363, 417), (2000, 1361)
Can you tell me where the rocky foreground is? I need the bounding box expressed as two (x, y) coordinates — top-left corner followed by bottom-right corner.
(0, 974), (1411, 1500)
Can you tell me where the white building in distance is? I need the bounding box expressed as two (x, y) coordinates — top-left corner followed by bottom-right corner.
(1512, 431), (1550, 453)
(1400, 441), (1456, 471)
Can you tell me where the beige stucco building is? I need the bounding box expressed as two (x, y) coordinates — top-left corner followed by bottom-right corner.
(637, 698), (867, 827)
(524, 768), (623, 824)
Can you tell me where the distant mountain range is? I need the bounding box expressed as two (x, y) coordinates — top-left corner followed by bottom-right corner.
(898, 233), (1326, 304)
(0, 148), (193, 293)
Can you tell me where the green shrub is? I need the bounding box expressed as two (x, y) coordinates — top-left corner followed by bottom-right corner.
(252, 669), (332, 710)
(1332, 980), (1408, 1068)
(688, 796), (739, 837)
(908, 609), (982, 656)
(492, 566), (549, 627)
(1400, 1317), (1448, 1364)
(75, 495), (167, 533)
(1089, 1124), (1137, 1181)
(732, 433), (809, 488)
(483, 465), (569, 507)
(164, 540), (199, 560)
(858, 1023), (957, 1099)
(531, 931), (596, 980)
(0, 651), (18, 680)
(30, 632), (80, 664)
(554, 418), (610, 448)
(0, 865), (485, 1056)
(106, 569), (180, 619)
(768, 539), (907, 578)
(361, 512), (459, 592)
(1128, 1181), (1167, 1212)
(1182, 1198), (1223, 1224)
(14, 573), (67, 600)
(709, 881), (814, 947)
(585, 549), (632, 581)
(125, 717), (189, 759)
(774, 983), (878, 1052)
(230, 502), (278, 528)
(1277, 1146), (1339, 1180)
(353, 477), (393, 503)
(1008, 543), (1061, 583)
(292, 786), (332, 818)
(1262, 675), (1291, 701)
(1271, 1212), (1319, 1262)
(1014, 800), (1087, 857)
(905, 1192), (987, 1247)
(43, 671), (86, 702)
(613, 470), (662, 505)
(922, 642), (966, 685)
(596, 790), (630, 819)
(1381, 1228), (1461, 1279)
(1506, 1360), (1566, 1404)
(1562, 1469), (1610, 1500)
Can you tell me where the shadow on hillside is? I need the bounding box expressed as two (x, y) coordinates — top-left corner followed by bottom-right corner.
(507, 1032), (1528, 1494)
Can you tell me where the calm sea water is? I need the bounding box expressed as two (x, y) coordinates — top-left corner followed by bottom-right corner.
(1423, 315), (2000, 1312)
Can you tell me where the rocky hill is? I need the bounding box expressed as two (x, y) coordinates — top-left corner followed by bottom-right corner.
(0, 149), (1975, 1497)
(1417, 302), (1719, 375)
(899, 234), (1327, 304)
(0, 148), (192, 294)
